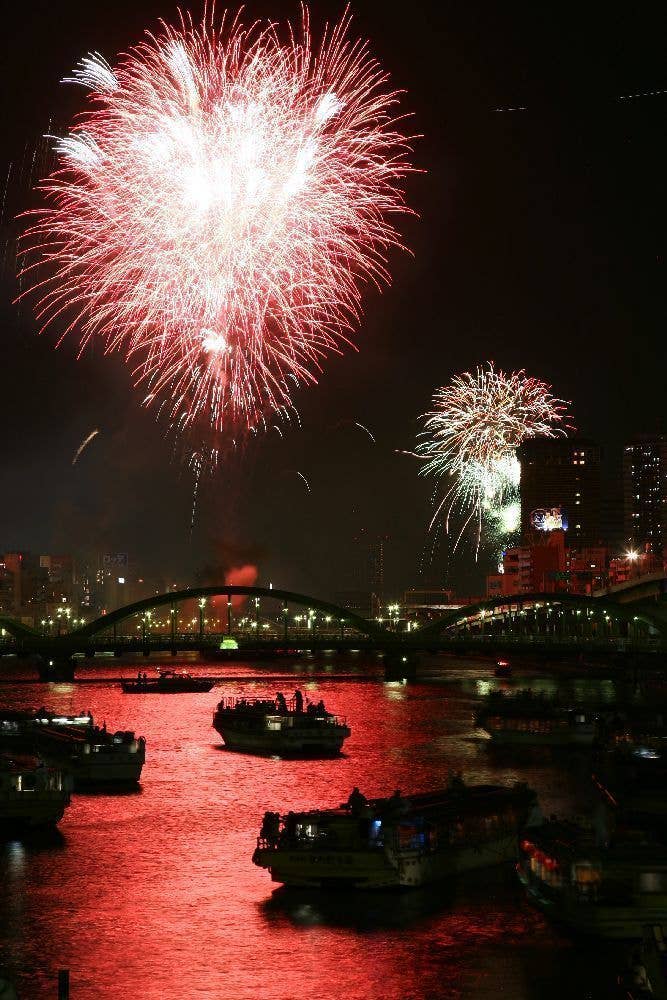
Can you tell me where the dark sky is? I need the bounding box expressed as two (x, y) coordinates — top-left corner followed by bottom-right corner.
(1, 1), (665, 600)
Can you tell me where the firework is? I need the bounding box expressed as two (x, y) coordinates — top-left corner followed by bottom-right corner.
(20, 9), (415, 459)
(417, 363), (571, 552)
(71, 428), (100, 465)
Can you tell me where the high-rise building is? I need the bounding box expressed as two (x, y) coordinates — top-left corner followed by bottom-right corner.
(623, 434), (667, 555)
(518, 438), (602, 547)
(339, 529), (388, 618)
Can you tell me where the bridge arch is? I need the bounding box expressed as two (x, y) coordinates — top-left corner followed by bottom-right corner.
(418, 592), (666, 641)
(0, 617), (40, 640)
(71, 586), (392, 641)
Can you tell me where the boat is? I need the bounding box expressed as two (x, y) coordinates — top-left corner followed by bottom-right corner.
(0, 754), (71, 829)
(517, 818), (667, 938)
(617, 925), (667, 999)
(476, 689), (597, 746)
(252, 778), (536, 889)
(593, 720), (667, 820)
(121, 669), (214, 693)
(0, 710), (35, 751)
(31, 711), (146, 786)
(213, 694), (350, 756)
(494, 659), (512, 678)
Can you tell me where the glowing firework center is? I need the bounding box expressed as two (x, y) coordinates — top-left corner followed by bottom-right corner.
(22, 12), (414, 450)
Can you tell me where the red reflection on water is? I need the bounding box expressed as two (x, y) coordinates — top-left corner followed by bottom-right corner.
(0, 662), (618, 999)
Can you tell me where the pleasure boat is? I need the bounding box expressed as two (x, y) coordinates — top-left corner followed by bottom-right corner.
(252, 778), (536, 889)
(476, 689), (597, 746)
(0, 754), (71, 829)
(518, 818), (667, 938)
(31, 711), (145, 786)
(494, 659), (512, 678)
(121, 669), (214, 693)
(593, 719), (667, 820)
(213, 694), (350, 756)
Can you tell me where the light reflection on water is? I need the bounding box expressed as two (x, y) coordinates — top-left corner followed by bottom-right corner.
(0, 658), (625, 999)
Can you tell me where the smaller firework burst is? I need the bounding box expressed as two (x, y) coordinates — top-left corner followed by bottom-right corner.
(417, 363), (572, 553)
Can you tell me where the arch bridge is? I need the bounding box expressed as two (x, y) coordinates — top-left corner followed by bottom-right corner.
(69, 585), (393, 645)
(418, 592), (667, 648)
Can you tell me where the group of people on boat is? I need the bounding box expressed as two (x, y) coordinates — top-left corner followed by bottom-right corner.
(274, 691), (328, 716)
(345, 786), (411, 818)
(260, 810), (281, 845)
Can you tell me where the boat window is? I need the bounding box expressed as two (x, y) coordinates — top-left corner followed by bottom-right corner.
(573, 863), (601, 885)
(640, 872), (665, 893)
(266, 718), (282, 731)
(369, 819), (383, 843)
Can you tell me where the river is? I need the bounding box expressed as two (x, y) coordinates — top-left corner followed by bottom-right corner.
(0, 655), (627, 998)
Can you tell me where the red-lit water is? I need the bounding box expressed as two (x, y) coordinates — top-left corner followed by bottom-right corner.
(0, 659), (623, 999)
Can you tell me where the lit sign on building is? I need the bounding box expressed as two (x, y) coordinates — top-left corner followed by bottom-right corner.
(530, 507), (568, 532)
(104, 553), (129, 569)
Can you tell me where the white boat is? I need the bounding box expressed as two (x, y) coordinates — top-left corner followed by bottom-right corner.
(32, 712), (145, 786)
(0, 754), (71, 829)
(253, 780), (536, 889)
(518, 819), (667, 938)
(213, 695), (350, 756)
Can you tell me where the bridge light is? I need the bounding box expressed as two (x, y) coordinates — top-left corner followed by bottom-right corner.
(625, 549), (639, 561)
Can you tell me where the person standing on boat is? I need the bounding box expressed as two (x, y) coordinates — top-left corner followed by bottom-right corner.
(294, 690), (303, 713)
(261, 811), (280, 846)
(276, 692), (287, 714)
(347, 787), (367, 816)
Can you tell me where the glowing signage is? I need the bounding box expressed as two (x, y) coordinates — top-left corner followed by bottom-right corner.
(530, 507), (568, 532)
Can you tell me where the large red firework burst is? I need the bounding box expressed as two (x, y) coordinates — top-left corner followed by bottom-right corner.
(21, 7), (415, 458)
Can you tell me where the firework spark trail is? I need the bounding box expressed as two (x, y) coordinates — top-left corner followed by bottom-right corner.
(417, 363), (572, 554)
(20, 8), (416, 461)
(71, 428), (100, 465)
(295, 471), (311, 493)
(353, 421), (376, 444)
(190, 459), (202, 538)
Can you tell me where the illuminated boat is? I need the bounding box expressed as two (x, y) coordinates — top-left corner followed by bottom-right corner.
(518, 819), (667, 938)
(0, 711), (34, 751)
(476, 690), (597, 746)
(494, 659), (512, 678)
(593, 722), (667, 819)
(252, 780), (536, 889)
(213, 695), (350, 756)
(121, 669), (214, 693)
(0, 754), (71, 829)
(31, 712), (145, 786)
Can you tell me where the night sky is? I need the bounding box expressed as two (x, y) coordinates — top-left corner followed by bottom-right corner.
(1, 2), (665, 600)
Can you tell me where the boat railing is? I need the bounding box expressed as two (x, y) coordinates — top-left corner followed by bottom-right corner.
(216, 696), (347, 726)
